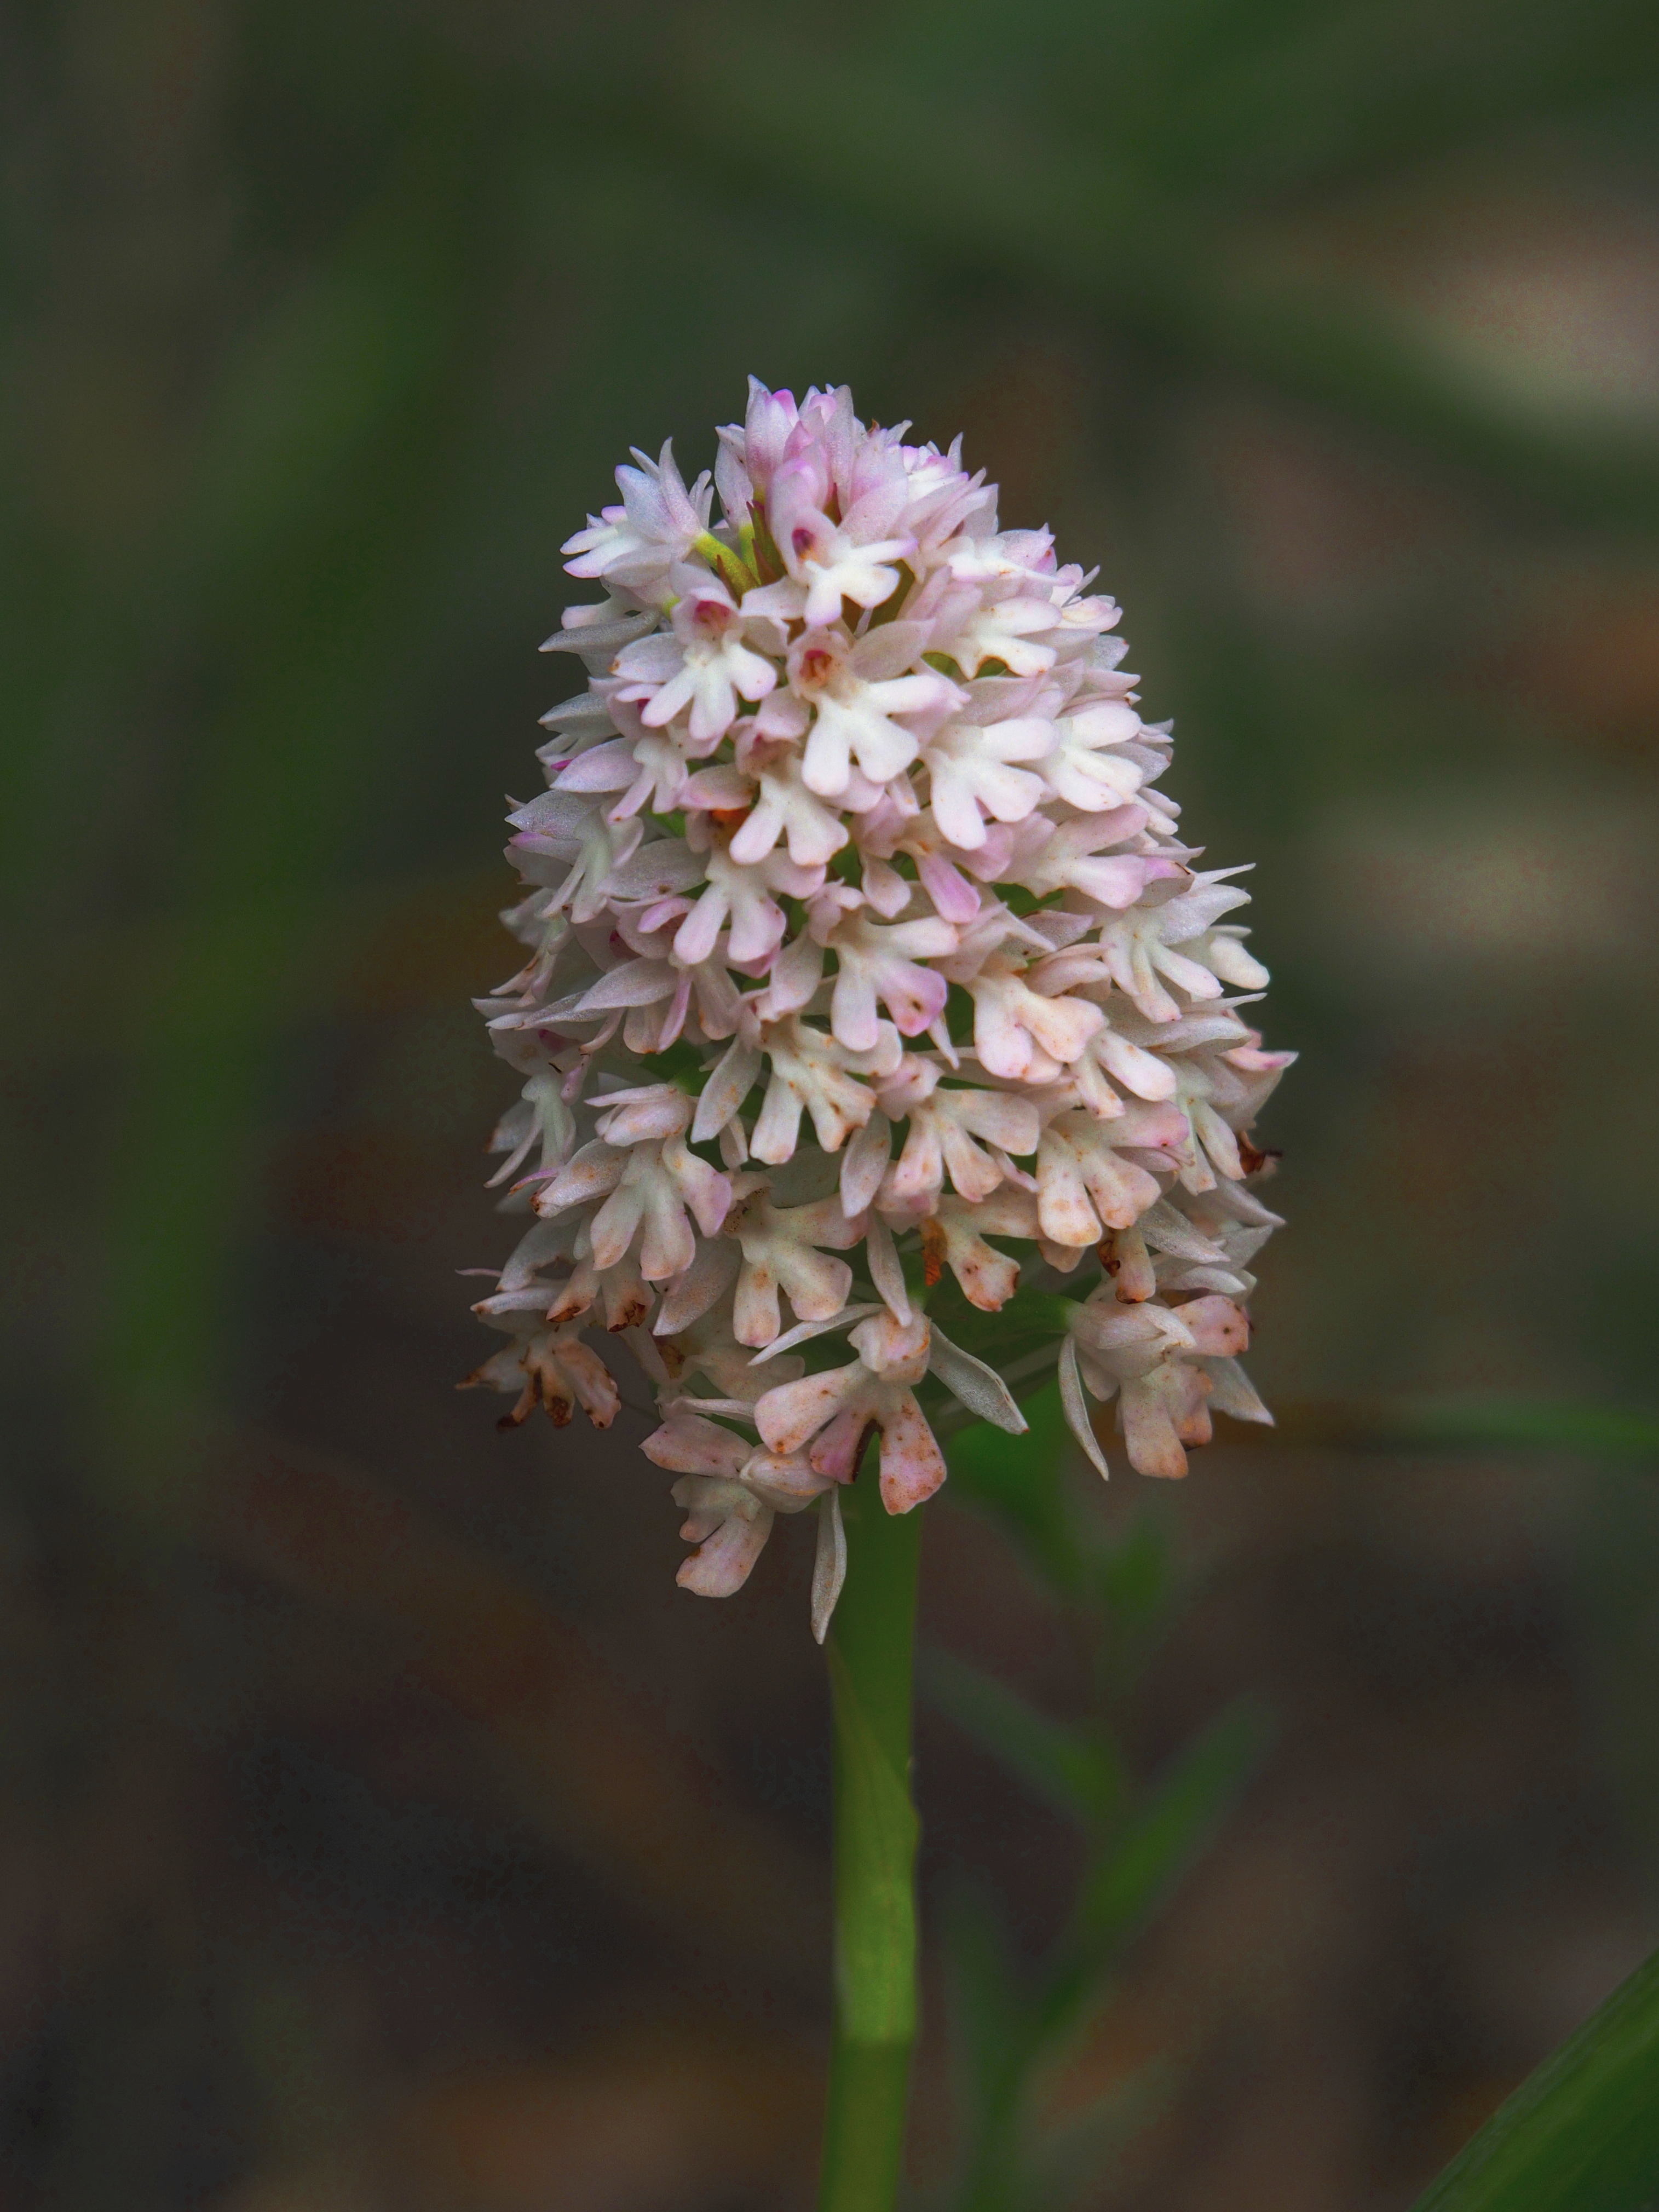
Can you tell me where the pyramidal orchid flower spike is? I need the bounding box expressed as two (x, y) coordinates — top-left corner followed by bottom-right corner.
(465, 380), (1292, 1641)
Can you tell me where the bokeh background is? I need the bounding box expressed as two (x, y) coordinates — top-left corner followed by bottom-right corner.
(8, 1), (1659, 2205)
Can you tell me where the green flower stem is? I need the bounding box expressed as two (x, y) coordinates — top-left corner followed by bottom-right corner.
(819, 1474), (923, 2212)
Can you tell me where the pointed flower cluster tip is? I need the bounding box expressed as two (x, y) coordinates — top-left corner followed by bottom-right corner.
(465, 380), (1292, 1639)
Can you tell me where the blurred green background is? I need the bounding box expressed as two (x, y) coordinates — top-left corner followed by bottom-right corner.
(8, 0), (1659, 2205)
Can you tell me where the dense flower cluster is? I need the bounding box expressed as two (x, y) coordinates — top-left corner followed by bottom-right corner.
(465, 380), (1292, 1639)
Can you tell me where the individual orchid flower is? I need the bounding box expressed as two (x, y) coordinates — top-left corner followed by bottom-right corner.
(552, 729), (695, 822)
(537, 1086), (730, 1283)
(1090, 869), (1258, 1021)
(944, 946), (1104, 1082)
(1039, 577), (1125, 656)
(750, 1016), (902, 1164)
(483, 1045), (578, 1189)
(610, 566), (778, 744)
(917, 1188), (1036, 1311)
(1052, 999), (1182, 1120)
(932, 583), (1062, 678)
(713, 375), (800, 521)
(920, 708), (1054, 851)
(725, 724), (852, 867)
(640, 1407), (842, 1619)
(1061, 1286), (1255, 1479)
(788, 625), (960, 798)
(942, 524), (1057, 591)
(1009, 804), (1185, 910)
(1034, 1102), (1188, 1252)
(1161, 1032), (1297, 1193)
(875, 1056), (1039, 1205)
(765, 458), (915, 629)
(725, 1184), (865, 1347)
(562, 441), (713, 602)
(505, 791), (648, 929)
(807, 891), (958, 1051)
(672, 832), (825, 968)
(754, 1311), (948, 1513)
(462, 1295), (622, 1430)
(1042, 699), (1147, 813)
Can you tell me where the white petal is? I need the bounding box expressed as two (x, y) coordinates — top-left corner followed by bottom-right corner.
(926, 1324), (1027, 1435)
(652, 1238), (740, 1333)
(1203, 1356), (1274, 1424)
(575, 958), (677, 1011)
(840, 1112), (891, 1216)
(1136, 1198), (1228, 1264)
(692, 1038), (762, 1143)
(747, 1303), (883, 1366)
(1058, 1337), (1110, 1479)
(863, 1211), (912, 1324)
(811, 1489), (847, 1646)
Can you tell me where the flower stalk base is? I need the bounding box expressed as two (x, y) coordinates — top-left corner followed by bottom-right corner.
(820, 1476), (923, 2212)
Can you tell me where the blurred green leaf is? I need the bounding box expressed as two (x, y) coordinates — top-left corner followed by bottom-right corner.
(1262, 1396), (1659, 1459)
(1093, 1511), (1177, 1637)
(1381, 1398), (1659, 1460)
(99, 86), (507, 1502)
(1412, 1941), (1659, 2211)
(1022, 2056), (1174, 2212)
(1073, 1697), (1270, 1961)
(920, 1646), (1126, 1824)
(936, 1886), (1038, 2212)
(1104, 0), (1659, 199)
(934, 1688), (1262, 2208)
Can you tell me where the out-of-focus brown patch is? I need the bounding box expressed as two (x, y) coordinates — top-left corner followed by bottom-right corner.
(940, 343), (1093, 539)
(1499, 571), (1659, 743)
(385, 2025), (820, 2210)
(336, 874), (512, 1016)
(203, 1426), (827, 1994)
(1196, 391), (1477, 619)
(220, 2024), (821, 2212)
(271, 1127), (450, 1243)
(220, 2171), (373, 2212)
(1425, 2074), (1525, 2167)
